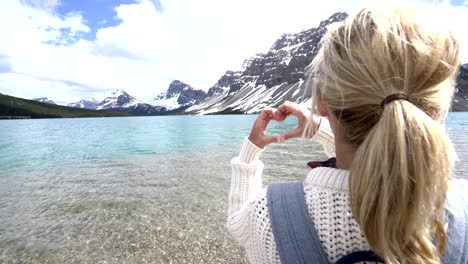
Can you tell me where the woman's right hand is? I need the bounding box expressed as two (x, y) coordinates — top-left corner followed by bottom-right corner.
(277, 101), (321, 141)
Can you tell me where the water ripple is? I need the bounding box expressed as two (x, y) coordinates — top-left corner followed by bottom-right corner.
(0, 114), (467, 263)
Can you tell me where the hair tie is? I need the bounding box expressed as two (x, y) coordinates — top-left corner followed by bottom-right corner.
(380, 93), (409, 109)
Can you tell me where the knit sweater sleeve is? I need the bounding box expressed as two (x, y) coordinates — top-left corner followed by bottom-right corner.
(227, 137), (265, 244)
(227, 118), (336, 245)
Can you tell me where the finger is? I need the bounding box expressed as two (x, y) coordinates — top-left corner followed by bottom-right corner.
(259, 108), (274, 120)
(276, 106), (291, 121)
(279, 103), (310, 122)
(278, 102), (301, 116)
(281, 128), (302, 141)
(262, 108), (283, 122)
(255, 108), (274, 127)
(266, 108), (283, 121)
(262, 108), (277, 118)
(250, 109), (280, 148)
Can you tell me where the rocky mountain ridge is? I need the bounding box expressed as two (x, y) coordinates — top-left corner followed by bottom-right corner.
(186, 12), (348, 114)
(186, 12), (468, 114)
(65, 81), (205, 115)
(67, 98), (99, 110)
(94, 89), (165, 115)
(454, 64), (468, 110)
(97, 89), (141, 110)
(33, 97), (56, 105)
(27, 11), (468, 114)
(150, 80), (207, 111)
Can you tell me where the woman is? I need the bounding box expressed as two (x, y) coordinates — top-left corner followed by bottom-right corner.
(227, 7), (468, 264)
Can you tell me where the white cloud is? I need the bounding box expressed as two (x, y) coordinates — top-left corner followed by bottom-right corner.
(20, 0), (61, 11)
(0, 0), (467, 104)
(94, 1), (175, 58)
(0, 72), (84, 104)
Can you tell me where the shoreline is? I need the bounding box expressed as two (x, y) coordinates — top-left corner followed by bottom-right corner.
(0, 116), (31, 119)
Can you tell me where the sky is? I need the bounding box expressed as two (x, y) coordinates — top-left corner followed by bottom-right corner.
(0, 0), (467, 105)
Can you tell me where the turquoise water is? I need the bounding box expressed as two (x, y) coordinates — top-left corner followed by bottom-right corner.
(0, 113), (467, 263)
(446, 112), (468, 178)
(0, 116), (252, 173)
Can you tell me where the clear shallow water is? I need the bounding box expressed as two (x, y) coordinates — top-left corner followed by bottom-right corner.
(0, 113), (467, 263)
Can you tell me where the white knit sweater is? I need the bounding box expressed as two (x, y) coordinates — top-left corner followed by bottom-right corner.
(227, 119), (372, 263)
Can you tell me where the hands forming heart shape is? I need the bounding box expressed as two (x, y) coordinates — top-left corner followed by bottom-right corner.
(248, 101), (321, 148)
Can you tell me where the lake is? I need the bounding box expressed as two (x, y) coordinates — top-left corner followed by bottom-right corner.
(1, 113), (467, 263)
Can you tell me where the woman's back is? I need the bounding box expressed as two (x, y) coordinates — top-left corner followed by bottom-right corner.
(227, 122), (372, 263)
(227, 6), (468, 264)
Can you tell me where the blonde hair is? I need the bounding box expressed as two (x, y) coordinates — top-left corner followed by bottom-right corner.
(306, 8), (460, 264)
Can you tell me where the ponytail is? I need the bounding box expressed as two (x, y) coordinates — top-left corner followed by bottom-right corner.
(349, 100), (455, 263)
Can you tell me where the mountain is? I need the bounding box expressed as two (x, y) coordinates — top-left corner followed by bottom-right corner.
(97, 89), (166, 115)
(97, 89), (141, 110)
(33, 97), (56, 105)
(454, 64), (468, 111)
(186, 12), (348, 115)
(0, 93), (129, 119)
(67, 98), (99, 110)
(186, 12), (468, 114)
(151, 80), (207, 111)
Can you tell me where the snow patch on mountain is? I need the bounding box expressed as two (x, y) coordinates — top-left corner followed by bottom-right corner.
(150, 80), (207, 111)
(151, 93), (182, 110)
(33, 97), (56, 105)
(68, 98), (99, 110)
(186, 12), (348, 115)
(97, 89), (142, 110)
(94, 89), (167, 115)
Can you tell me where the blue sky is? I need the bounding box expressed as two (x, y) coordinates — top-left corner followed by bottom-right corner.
(54, 0), (163, 42)
(0, 0), (467, 104)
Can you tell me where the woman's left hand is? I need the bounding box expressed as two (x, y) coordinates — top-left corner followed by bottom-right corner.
(248, 108), (283, 148)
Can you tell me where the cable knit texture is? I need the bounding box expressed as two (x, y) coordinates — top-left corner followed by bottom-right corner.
(227, 118), (372, 263)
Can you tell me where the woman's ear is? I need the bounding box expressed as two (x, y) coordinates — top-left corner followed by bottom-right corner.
(318, 98), (329, 117)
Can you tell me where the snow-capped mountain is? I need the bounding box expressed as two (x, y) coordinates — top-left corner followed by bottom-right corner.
(97, 89), (142, 110)
(151, 80), (207, 110)
(97, 89), (166, 115)
(185, 12), (468, 114)
(206, 71), (242, 97)
(67, 98), (99, 110)
(186, 12), (348, 114)
(33, 97), (56, 105)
